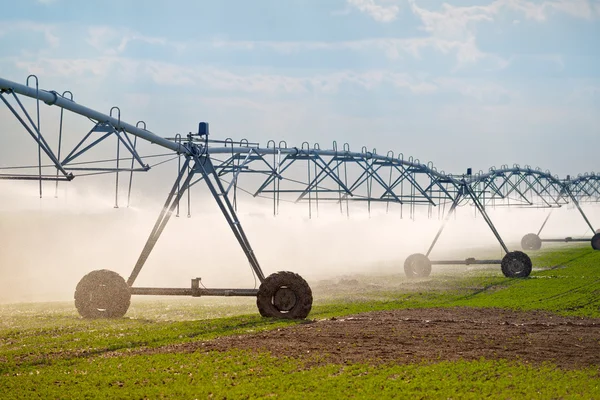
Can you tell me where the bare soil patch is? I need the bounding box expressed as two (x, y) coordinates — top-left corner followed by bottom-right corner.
(151, 307), (600, 369)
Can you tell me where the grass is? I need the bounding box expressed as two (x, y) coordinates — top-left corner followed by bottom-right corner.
(3, 351), (599, 399)
(1, 244), (600, 398)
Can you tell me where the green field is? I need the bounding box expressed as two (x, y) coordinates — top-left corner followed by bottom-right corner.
(1, 245), (599, 399)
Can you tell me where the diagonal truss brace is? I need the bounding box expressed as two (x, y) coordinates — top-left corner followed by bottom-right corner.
(126, 145), (265, 287)
(425, 182), (510, 257)
(0, 90), (72, 181)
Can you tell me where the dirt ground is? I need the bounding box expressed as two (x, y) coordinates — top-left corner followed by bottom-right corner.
(149, 307), (600, 369)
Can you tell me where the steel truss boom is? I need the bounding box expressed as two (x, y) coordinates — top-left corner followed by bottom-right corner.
(518, 172), (600, 252)
(565, 173), (600, 203)
(0, 75), (293, 319)
(1, 75), (598, 317)
(0, 77), (184, 154)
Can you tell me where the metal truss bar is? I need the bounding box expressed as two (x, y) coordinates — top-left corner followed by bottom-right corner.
(420, 174), (458, 203)
(121, 131), (146, 169)
(195, 154), (266, 282)
(63, 167), (148, 172)
(563, 186), (596, 233)
(319, 157), (353, 194)
(294, 156), (352, 203)
(224, 149), (255, 195)
(529, 174), (562, 206)
(253, 154), (296, 197)
(542, 238), (590, 243)
(360, 160), (403, 204)
(519, 175), (552, 207)
(127, 156), (193, 286)
(431, 259), (502, 265)
(500, 173), (533, 206)
(537, 210), (553, 236)
(0, 92), (70, 179)
(476, 177), (505, 200)
(62, 128), (112, 165)
(341, 158), (375, 194)
(0, 174), (72, 181)
(127, 136), (138, 207)
(130, 287), (259, 296)
(0, 76), (185, 154)
(464, 184), (510, 254)
(485, 172), (514, 201)
(426, 190), (463, 257)
(389, 165), (436, 205)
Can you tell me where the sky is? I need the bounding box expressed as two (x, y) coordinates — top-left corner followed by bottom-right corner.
(0, 0), (598, 178)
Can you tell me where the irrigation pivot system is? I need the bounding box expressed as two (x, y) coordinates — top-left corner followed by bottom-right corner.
(519, 173), (600, 252)
(408, 167), (600, 279)
(0, 75), (598, 319)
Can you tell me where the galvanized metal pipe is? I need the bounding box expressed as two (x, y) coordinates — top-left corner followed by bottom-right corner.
(0, 77), (185, 154)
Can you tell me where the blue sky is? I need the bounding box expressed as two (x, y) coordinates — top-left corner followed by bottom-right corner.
(1, 0), (599, 176)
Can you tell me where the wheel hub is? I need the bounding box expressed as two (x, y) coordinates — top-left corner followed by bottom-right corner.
(89, 285), (111, 310)
(273, 287), (297, 312)
(507, 260), (525, 274)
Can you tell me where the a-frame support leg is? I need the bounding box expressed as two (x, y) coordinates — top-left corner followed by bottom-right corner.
(426, 191), (463, 257)
(463, 184), (510, 254)
(126, 151), (267, 288)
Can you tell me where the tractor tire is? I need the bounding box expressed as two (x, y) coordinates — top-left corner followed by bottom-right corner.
(592, 233), (600, 251)
(521, 233), (542, 251)
(74, 269), (131, 319)
(257, 271), (313, 319)
(501, 251), (532, 278)
(404, 253), (432, 278)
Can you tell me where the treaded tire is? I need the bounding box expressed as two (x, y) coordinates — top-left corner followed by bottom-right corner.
(404, 253), (432, 278)
(521, 233), (542, 251)
(257, 271), (312, 319)
(74, 269), (131, 319)
(501, 251), (532, 278)
(592, 233), (600, 251)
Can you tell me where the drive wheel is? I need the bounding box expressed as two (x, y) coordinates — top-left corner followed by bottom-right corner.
(74, 269), (131, 319)
(501, 251), (532, 278)
(521, 233), (542, 251)
(592, 233), (600, 251)
(404, 253), (432, 278)
(257, 271), (312, 319)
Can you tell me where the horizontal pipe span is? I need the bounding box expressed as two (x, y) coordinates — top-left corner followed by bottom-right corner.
(208, 146), (454, 183)
(0, 76), (185, 155)
(463, 167), (562, 186)
(541, 238), (591, 243)
(431, 259), (502, 266)
(130, 287), (259, 297)
(0, 174), (73, 181)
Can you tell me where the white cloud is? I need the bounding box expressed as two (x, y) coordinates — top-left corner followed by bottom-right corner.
(13, 54), (520, 105)
(347, 0), (401, 22)
(404, 0), (598, 70)
(505, 0), (599, 20)
(0, 21), (59, 48)
(86, 26), (186, 56)
(211, 36), (507, 69)
(408, 0), (599, 35)
(435, 78), (513, 104)
(567, 83), (600, 103)
(409, 1), (495, 40)
(13, 56), (440, 96)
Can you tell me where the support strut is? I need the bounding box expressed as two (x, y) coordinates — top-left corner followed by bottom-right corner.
(565, 187), (596, 233)
(126, 157), (195, 286)
(126, 145), (266, 288)
(463, 183), (510, 254)
(426, 190), (463, 257)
